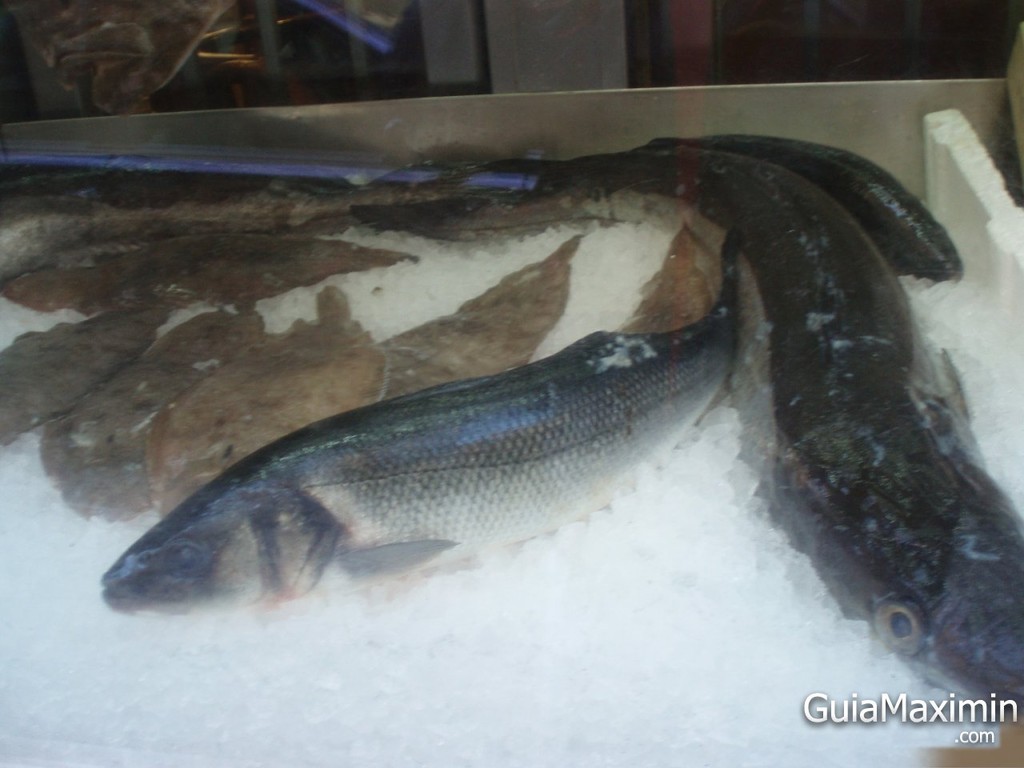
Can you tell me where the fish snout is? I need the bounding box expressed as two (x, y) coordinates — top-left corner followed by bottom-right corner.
(101, 578), (142, 613)
(100, 537), (216, 612)
(101, 552), (151, 612)
(930, 608), (1024, 704)
(928, 529), (1024, 703)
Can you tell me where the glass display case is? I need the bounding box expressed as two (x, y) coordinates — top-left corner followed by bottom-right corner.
(2, 3), (1024, 767)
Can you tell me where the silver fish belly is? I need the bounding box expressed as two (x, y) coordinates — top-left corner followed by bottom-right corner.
(101, 258), (736, 611)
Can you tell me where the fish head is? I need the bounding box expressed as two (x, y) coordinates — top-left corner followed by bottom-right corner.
(102, 478), (344, 612)
(788, 428), (1024, 701)
(870, 472), (1024, 703)
(101, 487), (259, 612)
(928, 505), (1024, 702)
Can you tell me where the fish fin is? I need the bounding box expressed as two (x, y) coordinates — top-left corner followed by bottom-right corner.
(693, 384), (730, 428)
(908, 340), (971, 423)
(338, 539), (458, 578)
(937, 348), (970, 422)
(907, 346), (982, 463)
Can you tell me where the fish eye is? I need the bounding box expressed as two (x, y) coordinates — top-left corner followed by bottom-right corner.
(873, 600), (926, 655)
(162, 540), (211, 576)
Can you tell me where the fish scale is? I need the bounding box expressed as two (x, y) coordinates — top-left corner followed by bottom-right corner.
(261, 313), (733, 555)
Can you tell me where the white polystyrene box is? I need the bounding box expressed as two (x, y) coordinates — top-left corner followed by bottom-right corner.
(925, 108), (1024, 315)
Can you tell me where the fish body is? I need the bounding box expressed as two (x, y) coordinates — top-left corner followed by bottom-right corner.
(0, 163), (468, 289)
(352, 134), (962, 284)
(662, 135), (962, 280)
(41, 309), (267, 520)
(668, 146), (1024, 701)
(0, 176), (355, 288)
(102, 257), (735, 610)
(2, 233), (413, 314)
(0, 307), (169, 445)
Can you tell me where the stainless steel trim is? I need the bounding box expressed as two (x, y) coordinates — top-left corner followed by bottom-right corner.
(1, 79), (1007, 197)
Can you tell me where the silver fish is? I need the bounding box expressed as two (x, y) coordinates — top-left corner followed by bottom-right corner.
(101, 248), (736, 611)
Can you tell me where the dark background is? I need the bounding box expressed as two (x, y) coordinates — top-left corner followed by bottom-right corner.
(2, 0), (1022, 121)
(632, 0), (1023, 86)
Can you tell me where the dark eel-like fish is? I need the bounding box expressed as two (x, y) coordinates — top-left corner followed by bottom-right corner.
(101, 245), (736, 611)
(686, 148), (1024, 702)
(352, 136), (959, 283)
(669, 135), (962, 281)
(354, 139), (1024, 700)
(623, 141), (1024, 701)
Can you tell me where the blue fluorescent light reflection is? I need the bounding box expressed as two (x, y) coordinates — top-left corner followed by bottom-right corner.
(464, 172), (538, 191)
(290, 0), (396, 54)
(0, 150), (438, 184)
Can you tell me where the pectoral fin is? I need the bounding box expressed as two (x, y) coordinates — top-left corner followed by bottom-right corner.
(937, 348), (970, 422)
(338, 539), (459, 578)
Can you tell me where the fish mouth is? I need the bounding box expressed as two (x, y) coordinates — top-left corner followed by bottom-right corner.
(927, 609), (1024, 704)
(101, 562), (148, 613)
(924, 527), (1024, 703)
(100, 556), (193, 614)
(101, 578), (194, 615)
(101, 582), (143, 613)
